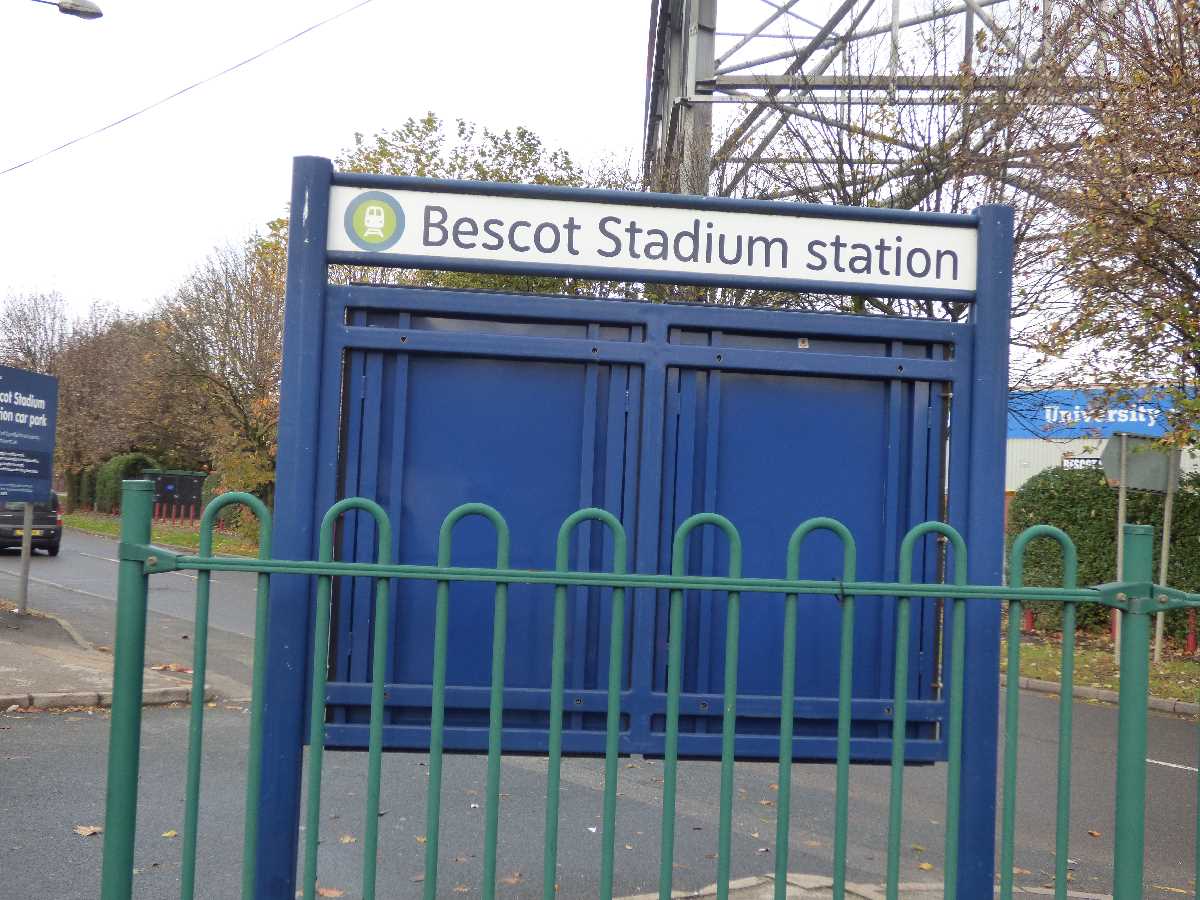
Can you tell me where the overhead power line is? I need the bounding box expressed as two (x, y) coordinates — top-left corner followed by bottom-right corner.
(0, 0), (376, 178)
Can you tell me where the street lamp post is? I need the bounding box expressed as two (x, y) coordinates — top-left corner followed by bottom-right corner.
(29, 0), (103, 19)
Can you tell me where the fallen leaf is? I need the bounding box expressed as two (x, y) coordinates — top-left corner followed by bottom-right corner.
(1087, 830), (1102, 838)
(316, 889), (345, 898)
(750, 831), (760, 839)
(499, 871), (524, 885)
(704, 852), (717, 860)
(769, 782), (779, 791)
(757, 799), (775, 807)
(411, 874), (425, 883)
(162, 830), (178, 839)
(918, 862), (934, 871)
(1151, 886), (1189, 894)
(1013, 867), (1032, 875)
(415, 835), (428, 844)
(73, 825), (103, 837)
(454, 885), (469, 893)
(624, 843), (634, 850)
(338, 834), (357, 844)
(804, 840), (825, 848)
(149, 662), (193, 674)
(911, 844), (927, 853)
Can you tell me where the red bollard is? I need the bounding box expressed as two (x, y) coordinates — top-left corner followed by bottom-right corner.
(1022, 609), (1034, 633)
(1188, 610), (1196, 656)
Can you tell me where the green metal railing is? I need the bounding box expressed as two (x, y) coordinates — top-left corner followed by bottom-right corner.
(98, 480), (1200, 900)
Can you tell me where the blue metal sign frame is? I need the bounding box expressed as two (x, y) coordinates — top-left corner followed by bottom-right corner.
(0, 364), (58, 502)
(257, 157), (1012, 898)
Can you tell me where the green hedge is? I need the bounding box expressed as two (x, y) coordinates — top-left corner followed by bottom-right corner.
(94, 453), (158, 514)
(1007, 466), (1200, 635)
(64, 471), (82, 513)
(77, 467), (97, 511)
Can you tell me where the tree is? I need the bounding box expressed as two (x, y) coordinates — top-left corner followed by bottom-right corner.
(53, 305), (211, 503)
(1029, 0), (1200, 444)
(155, 239), (285, 500)
(330, 113), (641, 298)
(0, 291), (69, 374)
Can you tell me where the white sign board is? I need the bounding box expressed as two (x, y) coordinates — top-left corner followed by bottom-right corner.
(327, 186), (978, 294)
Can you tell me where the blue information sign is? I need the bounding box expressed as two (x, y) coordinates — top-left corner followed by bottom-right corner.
(1008, 388), (1170, 439)
(0, 365), (58, 501)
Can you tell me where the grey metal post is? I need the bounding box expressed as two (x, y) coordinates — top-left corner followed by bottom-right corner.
(1114, 433), (1128, 662)
(681, 0), (715, 195)
(15, 501), (33, 615)
(1153, 448), (1181, 664)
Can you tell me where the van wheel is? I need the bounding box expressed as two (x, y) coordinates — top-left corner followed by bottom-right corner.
(47, 543), (60, 557)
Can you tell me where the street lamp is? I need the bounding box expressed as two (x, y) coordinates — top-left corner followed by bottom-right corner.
(29, 0), (103, 19)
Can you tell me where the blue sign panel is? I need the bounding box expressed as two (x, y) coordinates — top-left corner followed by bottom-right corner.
(256, 158), (1013, 898)
(1008, 388), (1169, 439)
(0, 365), (58, 501)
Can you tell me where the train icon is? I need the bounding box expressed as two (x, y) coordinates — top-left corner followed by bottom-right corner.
(362, 205), (387, 238)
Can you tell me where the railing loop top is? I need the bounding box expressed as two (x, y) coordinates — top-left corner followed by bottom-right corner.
(438, 502), (511, 568)
(899, 522), (967, 585)
(199, 491), (273, 559)
(555, 508), (628, 574)
(671, 512), (743, 578)
(1009, 525), (1078, 590)
(320, 497), (393, 566)
(786, 517), (857, 583)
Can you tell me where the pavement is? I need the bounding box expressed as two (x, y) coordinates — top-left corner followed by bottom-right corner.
(0, 527), (258, 703)
(0, 602), (205, 709)
(1, 527), (1198, 898)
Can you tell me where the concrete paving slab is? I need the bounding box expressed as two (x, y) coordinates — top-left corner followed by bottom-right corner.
(0, 603), (208, 709)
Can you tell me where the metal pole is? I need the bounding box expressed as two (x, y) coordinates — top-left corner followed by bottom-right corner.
(1114, 433), (1128, 661)
(1112, 524), (1153, 899)
(15, 501), (33, 615)
(1153, 448), (1179, 664)
(99, 480), (154, 900)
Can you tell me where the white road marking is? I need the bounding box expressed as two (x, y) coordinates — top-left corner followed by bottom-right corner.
(0, 566), (112, 602)
(79, 551), (119, 564)
(78, 549), (199, 580)
(1147, 758), (1198, 773)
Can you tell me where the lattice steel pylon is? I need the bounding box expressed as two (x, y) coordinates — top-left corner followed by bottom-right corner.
(643, 0), (1087, 209)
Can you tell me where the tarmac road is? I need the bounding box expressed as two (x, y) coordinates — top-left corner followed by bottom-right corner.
(2, 693), (1199, 899)
(0, 528), (259, 695)
(2, 530), (1199, 897)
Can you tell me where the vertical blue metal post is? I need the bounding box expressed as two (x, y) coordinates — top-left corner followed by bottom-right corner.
(254, 156), (333, 899)
(956, 203), (1013, 897)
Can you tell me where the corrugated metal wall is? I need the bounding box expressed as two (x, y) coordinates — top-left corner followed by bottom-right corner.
(1006, 438), (1200, 493)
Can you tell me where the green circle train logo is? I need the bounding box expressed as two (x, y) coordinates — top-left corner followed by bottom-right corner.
(344, 191), (405, 252)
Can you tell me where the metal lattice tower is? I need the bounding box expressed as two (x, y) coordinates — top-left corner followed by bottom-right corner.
(643, 1), (1078, 207)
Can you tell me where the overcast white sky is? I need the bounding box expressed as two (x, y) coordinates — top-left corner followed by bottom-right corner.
(0, 0), (648, 314)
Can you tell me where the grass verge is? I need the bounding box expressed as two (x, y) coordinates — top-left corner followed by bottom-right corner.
(63, 510), (258, 558)
(1002, 632), (1200, 706)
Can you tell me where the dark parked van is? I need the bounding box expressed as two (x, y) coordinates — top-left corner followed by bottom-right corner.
(0, 494), (62, 556)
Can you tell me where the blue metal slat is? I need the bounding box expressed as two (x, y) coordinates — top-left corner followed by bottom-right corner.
(698, 344), (723, 705)
(382, 313), (411, 691)
(628, 316), (670, 755)
(344, 351), (385, 702)
(570, 327), (601, 730)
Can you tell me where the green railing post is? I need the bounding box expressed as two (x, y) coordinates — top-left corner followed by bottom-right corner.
(1113, 524), (1153, 900)
(100, 480), (154, 900)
